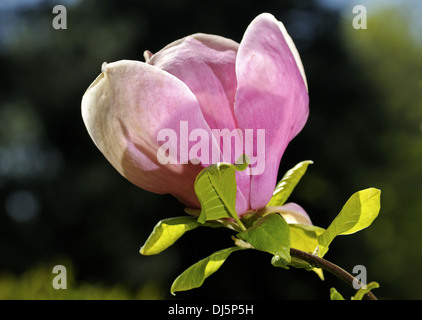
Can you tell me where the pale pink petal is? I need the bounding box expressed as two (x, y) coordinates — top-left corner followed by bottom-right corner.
(257, 202), (312, 225)
(82, 60), (224, 208)
(234, 13), (309, 210)
(273, 202), (312, 225)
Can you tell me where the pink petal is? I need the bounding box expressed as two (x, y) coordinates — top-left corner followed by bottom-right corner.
(148, 34), (250, 215)
(82, 60), (223, 208)
(147, 33), (239, 131)
(234, 13), (309, 210)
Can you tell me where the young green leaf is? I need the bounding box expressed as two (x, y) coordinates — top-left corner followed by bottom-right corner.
(318, 188), (381, 257)
(270, 255), (290, 269)
(270, 252), (324, 280)
(170, 247), (241, 295)
(330, 287), (345, 300)
(352, 282), (380, 300)
(195, 155), (248, 224)
(237, 213), (291, 262)
(267, 160), (313, 207)
(271, 224), (325, 279)
(290, 223), (325, 254)
(330, 282), (379, 300)
(140, 217), (200, 255)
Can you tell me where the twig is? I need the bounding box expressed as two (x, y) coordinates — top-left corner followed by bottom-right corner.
(290, 248), (377, 300)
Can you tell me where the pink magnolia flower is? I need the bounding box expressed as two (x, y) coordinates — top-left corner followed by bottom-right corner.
(81, 13), (310, 222)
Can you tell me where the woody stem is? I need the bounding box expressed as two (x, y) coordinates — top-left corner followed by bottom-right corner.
(289, 248), (377, 300)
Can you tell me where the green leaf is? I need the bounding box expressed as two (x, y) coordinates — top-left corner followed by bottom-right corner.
(330, 287), (345, 300)
(290, 224), (325, 254)
(237, 213), (291, 262)
(267, 160), (313, 207)
(318, 188), (381, 257)
(288, 224), (325, 278)
(195, 155), (249, 224)
(270, 255), (290, 269)
(352, 282), (380, 300)
(170, 247), (241, 295)
(271, 224), (325, 279)
(140, 217), (200, 255)
(330, 282), (379, 300)
(272, 254), (325, 280)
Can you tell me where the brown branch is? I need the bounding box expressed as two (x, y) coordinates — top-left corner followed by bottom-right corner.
(290, 248), (377, 300)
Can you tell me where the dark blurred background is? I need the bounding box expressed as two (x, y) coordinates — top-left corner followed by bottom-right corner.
(0, 0), (421, 300)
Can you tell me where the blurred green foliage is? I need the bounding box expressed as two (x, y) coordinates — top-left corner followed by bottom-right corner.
(340, 7), (422, 299)
(0, 259), (164, 299)
(0, 0), (421, 299)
